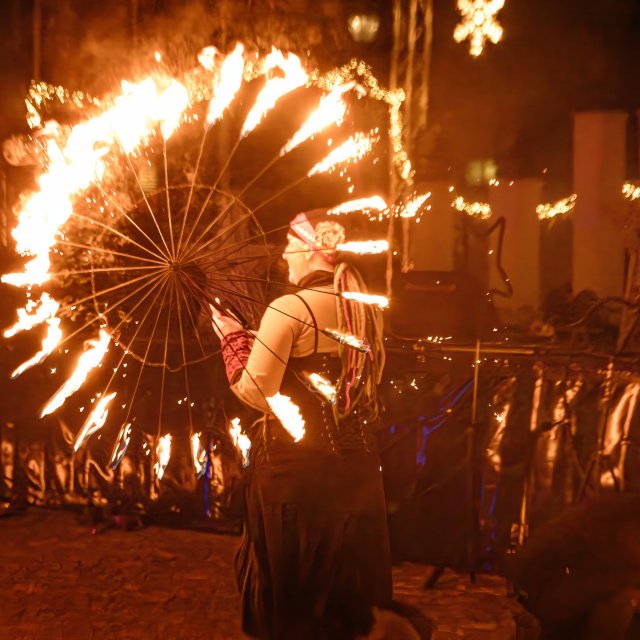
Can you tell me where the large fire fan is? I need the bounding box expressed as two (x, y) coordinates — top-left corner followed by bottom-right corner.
(1, 45), (428, 480)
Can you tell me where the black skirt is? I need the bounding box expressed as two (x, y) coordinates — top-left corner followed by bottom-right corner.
(235, 440), (392, 639)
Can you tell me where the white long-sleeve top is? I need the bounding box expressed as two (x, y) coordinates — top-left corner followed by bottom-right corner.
(230, 284), (339, 412)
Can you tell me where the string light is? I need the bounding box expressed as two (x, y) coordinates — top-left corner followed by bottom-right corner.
(536, 194), (577, 220)
(316, 59), (414, 185)
(454, 1), (505, 57)
(452, 195), (492, 220)
(622, 183), (640, 201)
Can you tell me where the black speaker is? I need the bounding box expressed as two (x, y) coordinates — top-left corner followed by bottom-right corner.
(390, 271), (496, 341)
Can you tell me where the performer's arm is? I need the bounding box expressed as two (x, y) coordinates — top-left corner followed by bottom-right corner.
(217, 297), (300, 412)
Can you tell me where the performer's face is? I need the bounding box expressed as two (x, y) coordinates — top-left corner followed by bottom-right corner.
(283, 233), (311, 285)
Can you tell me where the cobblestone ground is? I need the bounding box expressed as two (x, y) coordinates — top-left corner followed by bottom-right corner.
(0, 509), (538, 639)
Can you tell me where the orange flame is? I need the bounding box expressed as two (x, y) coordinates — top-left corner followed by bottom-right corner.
(157, 80), (189, 139)
(3, 77), (189, 288)
(399, 193), (431, 218)
(341, 291), (389, 309)
(207, 43), (245, 126)
(307, 130), (378, 176)
(280, 82), (354, 156)
(109, 422), (132, 469)
(305, 373), (337, 404)
(336, 240), (388, 255)
(241, 49), (307, 137)
(40, 329), (110, 417)
(191, 432), (208, 476)
(198, 46), (219, 72)
(155, 433), (172, 480)
(327, 196), (388, 216)
(73, 392), (117, 452)
(3, 292), (59, 338)
(267, 393), (305, 442)
(11, 316), (62, 380)
(321, 328), (370, 353)
(229, 417), (251, 466)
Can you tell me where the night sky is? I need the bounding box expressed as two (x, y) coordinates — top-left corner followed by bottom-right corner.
(1, 0), (640, 189)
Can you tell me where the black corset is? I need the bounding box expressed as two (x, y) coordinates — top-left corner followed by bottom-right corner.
(263, 352), (376, 454)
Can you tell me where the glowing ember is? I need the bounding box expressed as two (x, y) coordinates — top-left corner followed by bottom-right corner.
(327, 196), (388, 216)
(191, 432), (208, 476)
(308, 130), (378, 176)
(321, 328), (371, 353)
(73, 392), (116, 452)
(305, 373), (337, 404)
(206, 43), (245, 126)
(109, 422), (132, 469)
(536, 194), (577, 220)
(399, 192), (431, 218)
(11, 316), (62, 380)
(155, 433), (172, 480)
(241, 49), (307, 137)
(40, 329), (110, 417)
(3, 292), (59, 338)
(337, 240), (388, 255)
(280, 82), (354, 156)
(341, 291), (389, 309)
(229, 417), (251, 466)
(267, 393), (305, 442)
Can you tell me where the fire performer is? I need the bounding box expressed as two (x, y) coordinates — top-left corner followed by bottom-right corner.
(210, 210), (392, 639)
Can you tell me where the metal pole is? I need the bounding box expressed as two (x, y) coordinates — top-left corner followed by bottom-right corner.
(386, 0), (403, 298)
(33, 0), (42, 80)
(401, 0), (419, 272)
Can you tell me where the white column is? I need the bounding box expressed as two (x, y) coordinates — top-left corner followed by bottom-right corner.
(573, 111), (628, 297)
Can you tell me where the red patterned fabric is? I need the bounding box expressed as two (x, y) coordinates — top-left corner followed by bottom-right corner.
(221, 331), (254, 383)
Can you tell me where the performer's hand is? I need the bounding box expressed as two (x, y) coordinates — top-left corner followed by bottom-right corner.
(210, 303), (243, 340)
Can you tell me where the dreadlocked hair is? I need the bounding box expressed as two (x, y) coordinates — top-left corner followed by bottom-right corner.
(332, 262), (385, 422)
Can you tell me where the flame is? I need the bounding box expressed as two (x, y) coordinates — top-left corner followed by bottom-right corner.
(191, 432), (208, 476)
(10, 316), (63, 380)
(305, 373), (337, 404)
(280, 82), (354, 156)
(198, 46), (219, 71)
(109, 422), (132, 469)
(155, 433), (172, 480)
(336, 240), (388, 255)
(3, 77), (189, 288)
(267, 393), (305, 442)
(207, 43), (245, 126)
(3, 292), (59, 338)
(229, 417), (251, 466)
(341, 291), (389, 309)
(73, 391), (116, 451)
(241, 49), (307, 137)
(308, 131), (378, 176)
(327, 196), (388, 216)
(322, 328), (371, 353)
(399, 193), (431, 218)
(157, 80), (189, 139)
(40, 329), (110, 417)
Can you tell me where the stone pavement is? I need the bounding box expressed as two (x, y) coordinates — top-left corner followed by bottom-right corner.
(0, 509), (539, 639)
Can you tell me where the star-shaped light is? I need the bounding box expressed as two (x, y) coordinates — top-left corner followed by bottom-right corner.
(454, 0), (505, 57)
